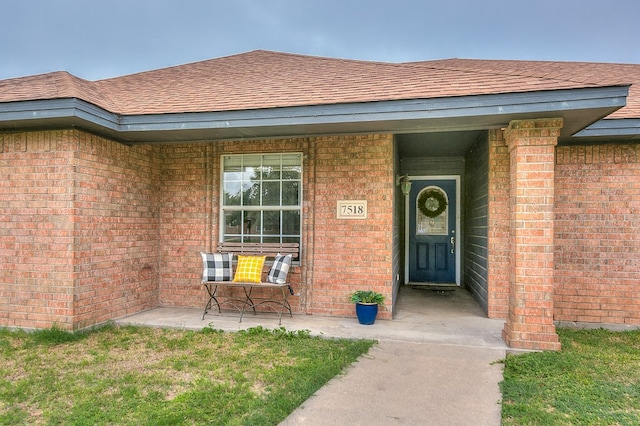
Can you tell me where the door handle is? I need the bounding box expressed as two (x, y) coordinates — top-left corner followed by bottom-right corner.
(450, 236), (456, 254)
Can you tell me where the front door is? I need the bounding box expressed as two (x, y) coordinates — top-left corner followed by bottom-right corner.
(407, 178), (458, 284)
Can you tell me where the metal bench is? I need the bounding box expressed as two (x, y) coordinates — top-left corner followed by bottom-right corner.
(201, 242), (299, 324)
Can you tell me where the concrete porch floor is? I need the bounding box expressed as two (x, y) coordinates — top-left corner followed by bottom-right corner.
(115, 285), (507, 348)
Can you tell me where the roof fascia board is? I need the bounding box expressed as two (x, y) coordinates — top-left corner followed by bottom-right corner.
(0, 98), (120, 131)
(0, 85), (630, 141)
(574, 118), (640, 138)
(119, 86), (628, 132)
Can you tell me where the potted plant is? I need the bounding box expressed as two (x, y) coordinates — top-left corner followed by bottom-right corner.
(349, 290), (385, 325)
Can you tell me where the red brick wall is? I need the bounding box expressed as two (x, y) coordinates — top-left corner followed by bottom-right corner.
(0, 130), (161, 330)
(555, 144), (640, 326)
(308, 134), (394, 318)
(72, 132), (161, 329)
(0, 131), (76, 329)
(157, 143), (211, 308)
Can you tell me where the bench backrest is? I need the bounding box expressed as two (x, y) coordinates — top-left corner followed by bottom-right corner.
(216, 242), (299, 260)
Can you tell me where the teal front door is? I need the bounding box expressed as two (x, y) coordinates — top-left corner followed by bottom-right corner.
(408, 178), (457, 283)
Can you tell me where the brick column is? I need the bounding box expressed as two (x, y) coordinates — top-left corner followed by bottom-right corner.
(502, 119), (563, 351)
(487, 129), (510, 318)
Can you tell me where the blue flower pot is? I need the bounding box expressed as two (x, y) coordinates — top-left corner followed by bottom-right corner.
(355, 303), (379, 325)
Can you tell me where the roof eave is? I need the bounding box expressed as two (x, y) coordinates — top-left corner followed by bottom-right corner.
(0, 98), (120, 134)
(0, 85), (630, 144)
(572, 118), (640, 142)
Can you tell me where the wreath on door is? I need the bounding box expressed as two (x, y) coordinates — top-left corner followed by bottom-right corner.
(417, 189), (448, 218)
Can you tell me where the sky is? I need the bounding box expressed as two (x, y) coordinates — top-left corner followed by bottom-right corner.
(1, 0), (639, 81)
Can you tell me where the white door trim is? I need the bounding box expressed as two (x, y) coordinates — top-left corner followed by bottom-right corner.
(404, 175), (461, 285)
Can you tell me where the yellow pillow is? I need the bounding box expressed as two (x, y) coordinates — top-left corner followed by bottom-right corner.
(233, 255), (266, 283)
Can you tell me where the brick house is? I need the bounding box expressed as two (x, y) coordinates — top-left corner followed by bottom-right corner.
(1, 50), (639, 350)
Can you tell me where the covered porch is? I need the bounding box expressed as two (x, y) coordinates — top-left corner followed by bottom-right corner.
(393, 118), (574, 351)
(116, 286), (506, 348)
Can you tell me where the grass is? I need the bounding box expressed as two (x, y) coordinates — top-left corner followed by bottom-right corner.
(501, 328), (640, 425)
(0, 324), (375, 425)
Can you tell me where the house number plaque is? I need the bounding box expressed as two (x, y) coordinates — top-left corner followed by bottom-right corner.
(336, 200), (367, 219)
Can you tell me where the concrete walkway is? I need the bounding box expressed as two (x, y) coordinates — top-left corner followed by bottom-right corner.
(115, 287), (507, 425)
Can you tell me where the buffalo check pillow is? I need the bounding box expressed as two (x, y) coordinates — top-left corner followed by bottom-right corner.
(267, 253), (292, 284)
(233, 255), (266, 283)
(200, 252), (233, 282)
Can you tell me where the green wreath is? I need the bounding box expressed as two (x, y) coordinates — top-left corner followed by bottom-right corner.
(417, 189), (448, 218)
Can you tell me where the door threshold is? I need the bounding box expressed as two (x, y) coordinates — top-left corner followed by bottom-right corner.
(408, 282), (458, 291)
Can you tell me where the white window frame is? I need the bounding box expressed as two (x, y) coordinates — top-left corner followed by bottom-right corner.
(219, 153), (303, 245)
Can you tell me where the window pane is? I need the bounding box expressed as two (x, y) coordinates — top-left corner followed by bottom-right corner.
(223, 156), (243, 206)
(244, 182), (261, 206)
(282, 154), (302, 180)
(263, 211), (281, 235)
(224, 211), (243, 236)
(224, 181), (242, 206)
(243, 211), (261, 236)
(242, 155), (261, 178)
(223, 156), (243, 172)
(242, 155), (261, 168)
(282, 236), (300, 245)
(282, 210), (300, 235)
(261, 154), (281, 180)
(262, 236), (281, 243)
(282, 181), (299, 206)
(262, 181), (280, 206)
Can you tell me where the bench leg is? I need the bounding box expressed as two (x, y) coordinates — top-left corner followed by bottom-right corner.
(277, 286), (293, 325)
(243, 287), (257, 315)
(202, 283), (221, 320)
(238, 286), (258, 323)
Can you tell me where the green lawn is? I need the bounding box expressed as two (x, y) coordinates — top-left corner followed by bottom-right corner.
(501, 328), (640, 425)
(0, 324), (374, 425)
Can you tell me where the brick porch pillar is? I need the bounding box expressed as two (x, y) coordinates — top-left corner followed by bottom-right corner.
(487, 129), (510, 318)
(502, 119), (563, 351)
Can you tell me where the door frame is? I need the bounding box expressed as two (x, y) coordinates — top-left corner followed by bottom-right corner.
(404, 175), (461, 285)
